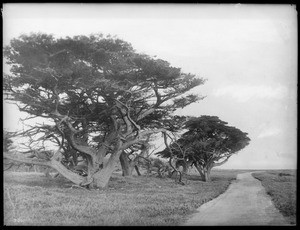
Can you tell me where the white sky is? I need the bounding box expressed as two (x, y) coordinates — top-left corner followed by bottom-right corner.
(2, 4), (297, 169)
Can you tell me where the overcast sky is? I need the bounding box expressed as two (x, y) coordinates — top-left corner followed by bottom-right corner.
(3, 4), (297, 169)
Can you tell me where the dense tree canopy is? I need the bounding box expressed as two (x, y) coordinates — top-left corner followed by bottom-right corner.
(157, 116), (251, 181)
(3, 33), (206, 188)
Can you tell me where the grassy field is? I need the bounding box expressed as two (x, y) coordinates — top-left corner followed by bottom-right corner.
(252, 170), (297, 225)
(3, 169), (250, 226)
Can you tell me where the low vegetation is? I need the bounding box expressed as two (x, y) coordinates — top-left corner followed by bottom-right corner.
(252, 170), (296, 225)
(4, 169), (245, 226)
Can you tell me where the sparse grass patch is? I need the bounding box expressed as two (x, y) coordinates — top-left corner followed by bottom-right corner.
(252, 170), (296, 225)
(4, 169), (247, 226)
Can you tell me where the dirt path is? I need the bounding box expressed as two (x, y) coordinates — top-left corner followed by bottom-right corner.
(184, 172), (291, 226)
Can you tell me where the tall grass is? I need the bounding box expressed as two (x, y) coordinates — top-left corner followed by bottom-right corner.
(252, 170), (296, 225)
(4, 169), (243, 226)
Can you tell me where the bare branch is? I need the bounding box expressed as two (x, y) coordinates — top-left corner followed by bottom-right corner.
(114, 99), (141, 135)
(137, 108), (155, 121)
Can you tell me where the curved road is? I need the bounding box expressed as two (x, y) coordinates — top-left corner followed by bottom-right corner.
(184, 172), (291, 226)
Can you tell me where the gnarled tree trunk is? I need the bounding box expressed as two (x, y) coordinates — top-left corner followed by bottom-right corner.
(119, 151), (135, 176)
(51, 159), (85, 184)
(119, 151), (143, 177)
(201, 169), (211, 182)
(92, 150), (123, 188)
(195, 164), (212, 182)
(194, 156), (231, 182)
(4, 152), (86, 185)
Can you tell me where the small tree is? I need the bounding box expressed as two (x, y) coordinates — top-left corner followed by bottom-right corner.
(157, 116), (251, 182)
(3, 33), (206, 188)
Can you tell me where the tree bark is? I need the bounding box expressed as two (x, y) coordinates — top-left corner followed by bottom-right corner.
(119, 151), (135, 176)
(93, 162), (116, 188)
(92, 149), (123, 188)
(50, 159), (86, 184)
(202, 170), (211, 182)
(195, 164), (212, 182)
(4, 152), (86, 185)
